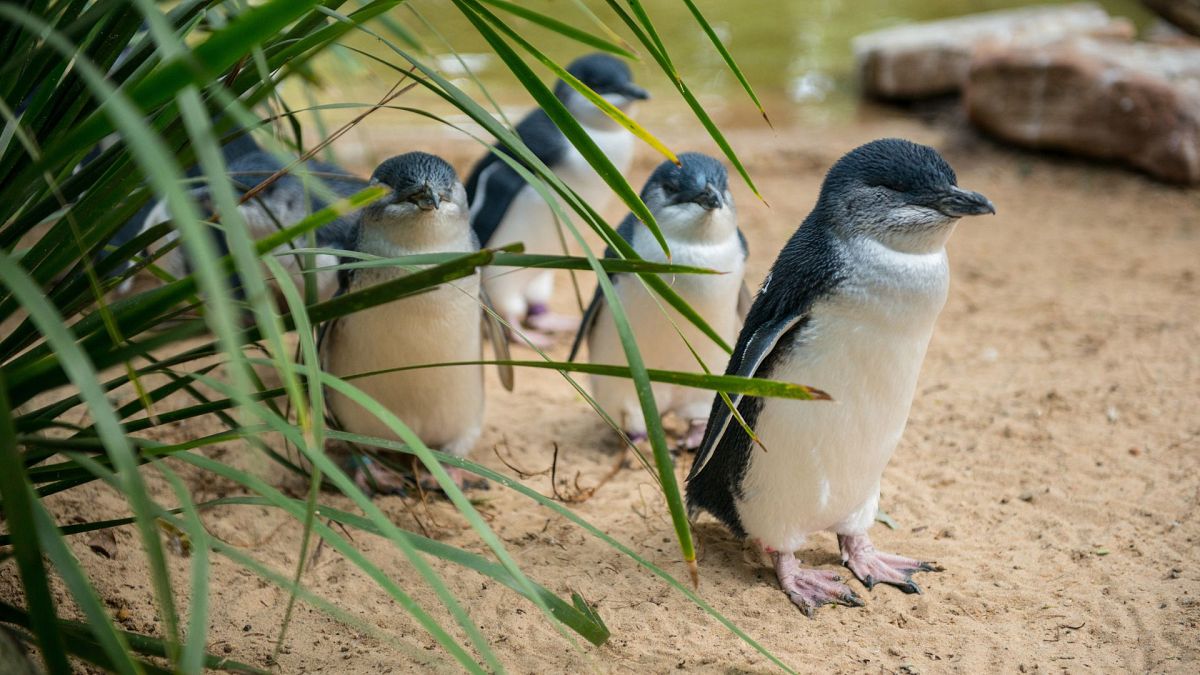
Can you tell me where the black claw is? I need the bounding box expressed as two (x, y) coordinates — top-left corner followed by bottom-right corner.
(901, 579), (922, 595)
(863, 575), (876, 590)
(841, 592), (865, 608)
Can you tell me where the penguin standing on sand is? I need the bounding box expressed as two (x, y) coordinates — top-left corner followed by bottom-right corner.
(465, 53), (648, 347)
(569, 153), (750, 449)
(319, 152), (513, 493)
(686, 139), (995, 615)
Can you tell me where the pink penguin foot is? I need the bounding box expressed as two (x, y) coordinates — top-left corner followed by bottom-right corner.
(838, 533), (940, 594)
(349, 456), (408, 497)
(523, 302), (578, 333)
(503, 312), (557, 350)
(418, 466), (489, 494)
(773, 551), (863, 617)
(681, 419), (707, 451)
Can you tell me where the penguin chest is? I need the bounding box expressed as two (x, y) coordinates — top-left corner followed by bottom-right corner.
(604, 239), (744, 373)
(324, 272), (484, 448)
(736, 259), (948, 550)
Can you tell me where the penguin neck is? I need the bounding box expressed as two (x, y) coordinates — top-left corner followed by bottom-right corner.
(359, 209), (472, 256)
(658, 203), (740, 249)
(854, 218), (958, 257)
(562, 89), (630, 132)
(633, 204), (741, 267)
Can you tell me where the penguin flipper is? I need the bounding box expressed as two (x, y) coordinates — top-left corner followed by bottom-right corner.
(737, 281), (753, 321)
(567, 282), (605, 363)
(687, 311), (808, 481)
(567, 212), (637, 362)
(480, 286), (515, 391)
(466, 109), (568, 247)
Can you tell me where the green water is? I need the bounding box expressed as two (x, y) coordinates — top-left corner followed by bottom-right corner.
(335, 0), (1151, 126)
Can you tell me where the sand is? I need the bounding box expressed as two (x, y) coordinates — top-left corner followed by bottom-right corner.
(2, 111), (1198, 674)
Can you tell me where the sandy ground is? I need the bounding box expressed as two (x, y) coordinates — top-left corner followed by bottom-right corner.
(3, 110), (1199, 673)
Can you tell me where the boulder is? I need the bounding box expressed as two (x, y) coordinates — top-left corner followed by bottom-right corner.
(853, 3), (1133, 100)
(965, 37), (1200, 184)
(1143, 0), (1200, 38)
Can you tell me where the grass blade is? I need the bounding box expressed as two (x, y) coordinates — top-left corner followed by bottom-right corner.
(0, 374), (72, 674)
(450, 0), (671, 256)
(679, 0), (771, 127)
(476, 0), (635, 58)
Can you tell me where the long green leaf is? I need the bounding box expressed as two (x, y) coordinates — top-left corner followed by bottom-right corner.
(476, 0), (635, 58)
(450, 0), (671, 256)
(333, 431), (797, 674)
(604, 0), (765, 202)
(0, 243), (177, 668)
(679, 0), (771, 127)
(0, 374), (72, 674)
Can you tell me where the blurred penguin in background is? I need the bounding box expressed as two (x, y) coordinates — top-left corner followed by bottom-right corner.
(129, 140), (369, 301)
(465, 53), (649, 347)
(569, 153), (749, 449)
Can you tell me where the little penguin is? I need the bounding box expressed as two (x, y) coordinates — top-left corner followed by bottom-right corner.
(464, 52), (649, 347)
(685, 138), (995, 615)
(318, 152), (513, 494)
(568, 152), (750, 449)
(131, 139), (367, 300)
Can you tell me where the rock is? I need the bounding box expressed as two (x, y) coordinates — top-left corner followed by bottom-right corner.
(1143, 0), (1200, 38)
(965, 37), (1200, 184)
(853, 3), (1134, 100)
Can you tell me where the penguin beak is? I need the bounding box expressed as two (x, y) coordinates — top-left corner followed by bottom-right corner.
(932, 186), (995, 218)
(616, 81), (649, 101)
(691, 184), (722, 211)
(406, 183), (440, 211)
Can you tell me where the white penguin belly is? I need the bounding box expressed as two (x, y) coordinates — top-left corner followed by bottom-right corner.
(325, 274), (484, 453)
(737, 246), (949, 552)
(590, 221), (745, 423)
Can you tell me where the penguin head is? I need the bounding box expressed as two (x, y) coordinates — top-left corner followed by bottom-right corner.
(815, 138), (994, 252)
(555, 53), (648, 127)
(365, 152), (467, 224)
(641, 152), (736, 239)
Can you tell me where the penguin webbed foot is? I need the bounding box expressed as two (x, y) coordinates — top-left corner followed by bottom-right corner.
(349, 456), (409, 498)
(419, 466), (490, 494)
(837, 533), (941, 594)
(773, 551), (863, 618)
(681, 419), (707, 452)
(522, 302), (578, 334)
